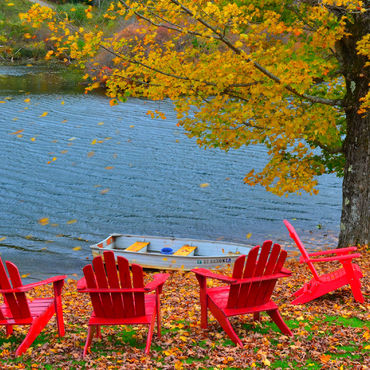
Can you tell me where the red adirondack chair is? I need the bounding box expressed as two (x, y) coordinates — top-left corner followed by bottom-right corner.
(0, 258), (66, 356)
(284, 219), (364, 305)
(192, 241), (292, 346)
(77, 251), (169, 356)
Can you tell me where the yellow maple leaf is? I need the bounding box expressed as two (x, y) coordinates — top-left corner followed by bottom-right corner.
(262, 358), (271, 366)
(39, 112), (48, 117)
(73, 246), (81, 251)
(38, 217), (49, 226)
(67, 219), (77, 224)
(174, 361), (183, 370)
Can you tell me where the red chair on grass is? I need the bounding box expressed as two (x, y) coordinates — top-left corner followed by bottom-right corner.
(0, 258), (65, 356)
(77, 251), (169, 356)
(192, 241), (292, 346)
(284, 219), (364, 305)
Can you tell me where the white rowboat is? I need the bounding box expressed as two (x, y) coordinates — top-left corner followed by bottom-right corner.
(90, 234), (253, 271)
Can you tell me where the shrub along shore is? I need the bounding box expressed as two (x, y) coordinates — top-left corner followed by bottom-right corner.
(0, 246), (368, 369)
(1, 0), (115, 63)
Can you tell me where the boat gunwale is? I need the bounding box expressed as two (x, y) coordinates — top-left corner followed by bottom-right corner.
(90, 233), (253, 251)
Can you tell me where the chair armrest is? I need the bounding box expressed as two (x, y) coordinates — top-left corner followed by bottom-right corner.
(306, 253), (361, 263)
(77, 287), (147, 293)
(77, 277), (87, 291)
(0, 275), (66, 293)
(307, 247), (358, 257)
(144, 273), (170, 292)
(236, 271), (291, 284)
(191, 268), (237, 283)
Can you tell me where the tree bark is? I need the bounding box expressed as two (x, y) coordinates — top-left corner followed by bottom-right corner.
(339, 108), (370, 247)
(336, 13), (370, 247)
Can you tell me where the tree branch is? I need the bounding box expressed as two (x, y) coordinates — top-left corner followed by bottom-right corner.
(100, 45), (260, 92)
(169, 0), (343, 107)
(310, 139), (343, 154)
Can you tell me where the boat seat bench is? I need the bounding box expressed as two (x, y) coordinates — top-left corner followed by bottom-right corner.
(125, 242), (149, 253)
(174, 245), (197, 256)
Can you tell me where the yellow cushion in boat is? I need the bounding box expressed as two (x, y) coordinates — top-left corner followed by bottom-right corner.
(174, 245), (197, 256)
(125, 241), (149, 252)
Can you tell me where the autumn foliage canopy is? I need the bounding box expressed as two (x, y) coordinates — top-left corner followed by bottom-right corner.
(20, 0), (369, 246)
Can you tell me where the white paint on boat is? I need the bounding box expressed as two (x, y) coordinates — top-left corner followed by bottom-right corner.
(90, 234), (253, 270)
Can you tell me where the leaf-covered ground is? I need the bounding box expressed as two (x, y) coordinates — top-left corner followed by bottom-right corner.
(0, 246), (368, 369)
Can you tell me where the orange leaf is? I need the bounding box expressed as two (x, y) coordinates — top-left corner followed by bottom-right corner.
(9, 129), (24, 135)
(320, 354), (331, 364)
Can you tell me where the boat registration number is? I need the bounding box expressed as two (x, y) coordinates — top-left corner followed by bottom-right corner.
(197, 258), (232, 264)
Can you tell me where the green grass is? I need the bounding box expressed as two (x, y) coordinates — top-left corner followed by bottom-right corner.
(0, 313), (368, 369)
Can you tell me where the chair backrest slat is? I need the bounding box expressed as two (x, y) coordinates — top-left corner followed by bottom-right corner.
(227, 242), (288, 309)
(92, 256), (115, 318)
(132, 264), (145, 317)
(227, 255), (246, 307)
(234, 246), (260, 307)
(243, 241), (272, 307)
(83, 252), (147, 319)
(104, 251), (125, 318)
(256, 244), (287, 306)
(6, 262), (31, 318)
(283, 220), (320, 280)
(83, 264), (105, 318)
(0, 258), (19, 318)
(236, 247), (259, 308)
(0, 258), (30, 319)
(117, 256), (135, 317)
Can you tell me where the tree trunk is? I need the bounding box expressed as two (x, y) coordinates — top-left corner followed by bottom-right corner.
(339, 109), (370, 247)
(337, 13), (370, 247)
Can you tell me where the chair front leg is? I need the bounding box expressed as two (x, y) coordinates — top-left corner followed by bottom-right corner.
(195, 275), (208, 329)
(342, 261), (364, 303)
(145, 311), (157, 354)
(266, 308), (292, 336)
(15, 304), (55, 356)
(53, 280), (65, 336)
(83, 325), (96, 358)
(155, 292), (162, 337)
(5, 325), (13, 337)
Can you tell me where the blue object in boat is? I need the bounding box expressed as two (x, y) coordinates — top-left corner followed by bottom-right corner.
(160, 247), (174, 255)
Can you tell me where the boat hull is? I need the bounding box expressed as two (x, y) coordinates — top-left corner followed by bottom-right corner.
(90, 234), (252, 271)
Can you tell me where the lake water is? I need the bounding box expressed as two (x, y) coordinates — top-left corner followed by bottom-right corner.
(0, 65), (342, 280)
